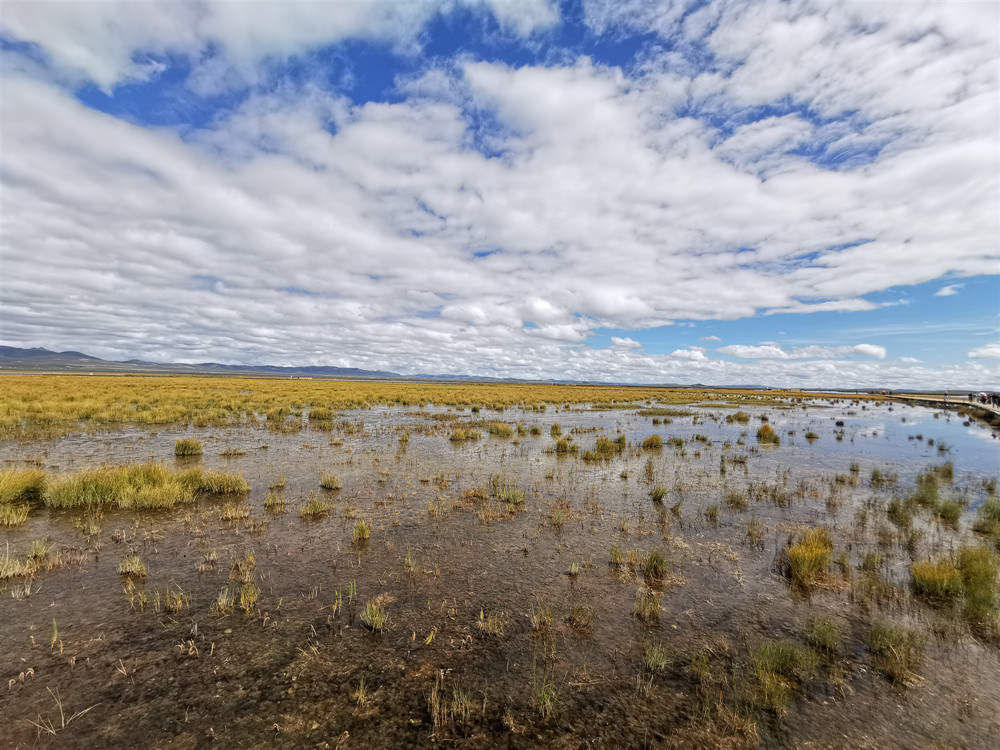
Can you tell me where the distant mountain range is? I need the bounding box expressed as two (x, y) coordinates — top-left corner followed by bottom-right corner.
(0, 346), (402, 379)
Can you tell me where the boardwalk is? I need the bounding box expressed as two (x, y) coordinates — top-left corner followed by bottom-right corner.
(891, 393), (1000, 419)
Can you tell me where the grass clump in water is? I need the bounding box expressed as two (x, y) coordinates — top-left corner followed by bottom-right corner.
(0, 503), (30, 527)
(608, 545), (624, 568)
(910, 558), (963, 600)
(300, 495), (331, 520)
(633, 587), (660, 624)
(45, 463), (250, 510)
(530, 605), (553, 632)
(869, 622), (922, 684)
(119, 552), (147, 578)
(488, 421), (514, 438)
(174, 438), (202, 457)
(750, 640), (812, 715)
(319, 472), (342, 490)
(240, 582), (260, 615)
(957, 546), (999, 629)
(933, 499), (962, 530)
(581, 435), (626, 462)
(264, 490), (286, 513)
(785, 527), (832, 589)
(972, 495), (1000, 552)
(651, 485), (668, 503)
(643, 549), (668, 581)
(477, 609), (504, 636)
(756, 424), (780, 446)
(804, 616), (841, 657)
(352, 518), (372, 544)
(552, 438), (576, 455)
(724, 489), (747, 511)
(644, 642), (670, 672)
(489, 475), (526, 506)
(641, 434), (663, 450)
(0, 469), (46, 505)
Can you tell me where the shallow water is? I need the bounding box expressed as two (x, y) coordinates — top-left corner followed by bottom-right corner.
(1, 399), (998, 749)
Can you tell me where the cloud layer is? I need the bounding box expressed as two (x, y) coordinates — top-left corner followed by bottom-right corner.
(1, 1), (997, 388)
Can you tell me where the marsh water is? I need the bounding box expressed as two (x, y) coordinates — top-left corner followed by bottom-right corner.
(1, 398), (998, 749)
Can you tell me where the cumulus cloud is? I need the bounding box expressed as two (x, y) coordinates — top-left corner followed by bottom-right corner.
(670, 347), (708, 361)
(700, 335), (721, 342)
(968, 342), (1000, 361)
(718, 344), (886, 360)
(0, 1), (996, 389)
(610, 337), (642, 349)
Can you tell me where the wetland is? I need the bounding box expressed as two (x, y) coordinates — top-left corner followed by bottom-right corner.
(1, 376), (999, 749)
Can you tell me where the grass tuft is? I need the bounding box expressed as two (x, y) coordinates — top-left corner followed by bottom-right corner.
(910, 558), (963, 600)
(300, 494), (331, 519)
(642, 434), (663, 450)
(352, 518), (372, 544)
(0, 469), (47, 505)
(319, 472), (342, 490)
(869, 622), (922, 684)
(756, 424), (780, 446)
(119, 552), (147, 578)
(633, 587), (661, 624)
(174, 438), (203, 457)
(786, 527), (832, 589)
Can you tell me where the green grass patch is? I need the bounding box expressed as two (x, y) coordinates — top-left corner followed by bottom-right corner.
(0, 469), (46, 505)
(786, 527), (832, 589)
(45, 463), (247, 510)
(910, 558), (963, 600)
(174, 438), (203, 457)
(869, 622), (922, 684)
(641, 434), (663, 450)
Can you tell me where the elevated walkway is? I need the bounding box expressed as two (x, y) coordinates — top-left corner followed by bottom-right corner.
(890, 394), (1000, 419)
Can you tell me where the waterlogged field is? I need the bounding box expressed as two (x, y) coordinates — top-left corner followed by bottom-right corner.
(1, 376), (999, 749)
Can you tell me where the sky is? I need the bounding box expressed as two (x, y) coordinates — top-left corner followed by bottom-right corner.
(1, 0), (998, 389)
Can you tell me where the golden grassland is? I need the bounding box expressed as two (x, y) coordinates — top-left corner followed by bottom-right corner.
(0, 373), (873, 441)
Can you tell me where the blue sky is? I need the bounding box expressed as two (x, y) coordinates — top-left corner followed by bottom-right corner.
(1, 1), (998, 388)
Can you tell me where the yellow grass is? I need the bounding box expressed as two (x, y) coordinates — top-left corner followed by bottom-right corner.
(787, 527), (833, 588)
(0, 374), (873, 441)
(35, 463), (248, 510)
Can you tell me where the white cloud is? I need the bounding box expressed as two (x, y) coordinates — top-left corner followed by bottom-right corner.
(968, 342), (1000, 361)
(0, 2), (996, 389)
(935, 284), (963, 297)
(611, 337), (642, 349)
(718, 344), (886, 360)
(670, 347), (707, 361)
(700, 335), (721, 342)
(0, 1), (560, 91)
